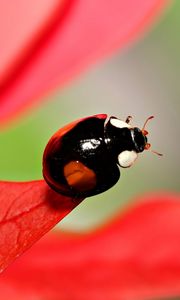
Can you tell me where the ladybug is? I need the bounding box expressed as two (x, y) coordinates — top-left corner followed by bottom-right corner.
(43, 114), (162, 198)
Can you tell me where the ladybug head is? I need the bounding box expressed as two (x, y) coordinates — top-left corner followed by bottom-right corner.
(132, 116), (162, 156)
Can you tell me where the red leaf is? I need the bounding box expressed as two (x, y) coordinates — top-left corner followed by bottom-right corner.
(1, 193), (180, 300)
(0, 180), (82, 272)
(0, 0), (168, 126)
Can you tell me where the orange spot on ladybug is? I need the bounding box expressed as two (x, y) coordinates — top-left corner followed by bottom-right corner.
(64, 161), (96, 192)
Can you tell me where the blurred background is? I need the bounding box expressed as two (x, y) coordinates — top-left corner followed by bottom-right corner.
(0, 0), (179, 232)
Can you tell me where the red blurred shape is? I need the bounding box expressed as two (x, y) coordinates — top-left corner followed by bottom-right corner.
(0, 0), (66, 83)
(1, 193), (180, 300)
(0, 0), (168, 126)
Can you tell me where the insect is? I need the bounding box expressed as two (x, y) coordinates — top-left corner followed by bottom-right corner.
(43, 114), (162, 198)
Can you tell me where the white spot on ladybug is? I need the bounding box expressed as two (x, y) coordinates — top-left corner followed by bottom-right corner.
(110, 118), (131, 129)
(118, 150), (138, 168)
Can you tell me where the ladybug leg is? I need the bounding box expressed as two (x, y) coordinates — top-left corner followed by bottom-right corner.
(125, 116), (133, 124)
(64, 161), (97, 193)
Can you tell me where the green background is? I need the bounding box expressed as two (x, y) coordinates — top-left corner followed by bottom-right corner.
(0, 1), (179, 232)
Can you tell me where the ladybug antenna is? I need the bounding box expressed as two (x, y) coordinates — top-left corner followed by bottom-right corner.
(145, 143), (163, 156)
(151, 150), (163, 156)
(142, 115), (154, 135)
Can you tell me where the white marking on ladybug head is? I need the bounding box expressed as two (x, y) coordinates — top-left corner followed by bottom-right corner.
(118, 150), (138, 168)
(110, 118), (131, 129)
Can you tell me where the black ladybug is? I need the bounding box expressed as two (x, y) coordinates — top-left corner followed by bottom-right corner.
(43, 114), (162, 198)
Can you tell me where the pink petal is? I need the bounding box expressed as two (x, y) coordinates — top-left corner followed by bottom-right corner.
(0, 180), (82, 272)
(1, 192), (180, 300)
(0, 0), (168, 126)
(0, 0), (66, 83)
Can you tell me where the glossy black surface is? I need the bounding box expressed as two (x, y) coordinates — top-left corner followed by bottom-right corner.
(131, 127), (147, 152)
(43, 115), (148, 197)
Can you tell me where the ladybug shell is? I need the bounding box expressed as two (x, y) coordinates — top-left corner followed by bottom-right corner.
(43, 114), (120, 198)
